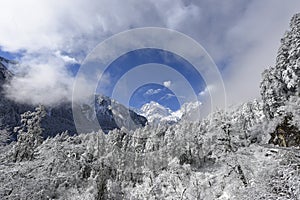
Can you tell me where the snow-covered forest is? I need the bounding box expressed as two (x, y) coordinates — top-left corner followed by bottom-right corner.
(0, 13), (300, 200)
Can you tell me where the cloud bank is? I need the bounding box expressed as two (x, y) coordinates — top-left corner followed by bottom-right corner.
(4, 54), (74, 105)
(0, 0), (300, 106)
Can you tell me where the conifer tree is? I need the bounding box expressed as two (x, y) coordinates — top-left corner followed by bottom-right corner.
(12, 105), (46, 161)
(261, 14), (300, 118)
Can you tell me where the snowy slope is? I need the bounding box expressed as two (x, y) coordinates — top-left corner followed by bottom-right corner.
(1, 98), (299, 199)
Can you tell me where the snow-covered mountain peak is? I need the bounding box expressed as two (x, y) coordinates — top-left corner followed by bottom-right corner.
(140, 101), (180, 125)
(141, 101), (172, 117)
(139, 101), (203, 125)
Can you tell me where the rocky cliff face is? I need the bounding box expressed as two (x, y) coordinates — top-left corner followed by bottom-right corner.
(72, 95), (147, 134)
(0, 57), (13, 85)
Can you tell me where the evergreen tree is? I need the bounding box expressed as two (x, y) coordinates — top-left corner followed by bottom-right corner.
(260, 14), (300, 147)
(12, 105), (46, 162)
(261, 13), (300, 118)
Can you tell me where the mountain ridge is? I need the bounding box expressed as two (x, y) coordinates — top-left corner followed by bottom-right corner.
(0, 60), (147, 143)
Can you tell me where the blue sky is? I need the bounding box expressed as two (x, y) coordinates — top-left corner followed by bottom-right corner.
(129, 83), (180, 111)
(95, 48), (205, 111)
(1, 0), (300, 110)
(0, 49), (24, 61)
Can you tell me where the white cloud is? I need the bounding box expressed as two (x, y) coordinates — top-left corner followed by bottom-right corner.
(199, 85), (214, 97)
(165, 0), (300, 105)
(163, 80), (172, 87)
(144, 88), (162, 96)
(4, 53), (74, 105)
(0, 0), (300, 107)
(0, 0), (190, 106)
(55, 51), (79, 64)
(0, 0), (182, 54)
(159, 93), (175, 101)
(220, 0), (300, 104)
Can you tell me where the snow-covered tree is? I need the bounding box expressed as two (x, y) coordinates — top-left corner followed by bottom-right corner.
(261, 13), (300, 119)
(260, 13), (300, 147)
(12, 105), (46, 162)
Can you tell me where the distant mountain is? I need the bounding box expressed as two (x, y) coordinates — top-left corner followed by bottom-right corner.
(139, 101), (202, 125)
(0, 58), (147, 143)
(139, 101), (179, 125)
(73, 95), (147, 134)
